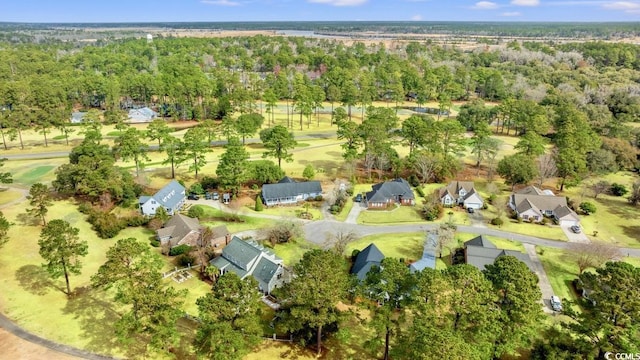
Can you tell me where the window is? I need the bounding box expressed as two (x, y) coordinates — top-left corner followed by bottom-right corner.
(523, 214), (529, 220)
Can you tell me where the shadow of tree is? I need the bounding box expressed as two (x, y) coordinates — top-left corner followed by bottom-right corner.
(621, 225), (640, 245)
(15, 264), (60, 296)
(14, 213), (41, 226)
(597, 198), (640, 219)
(62, 287), (145, 359)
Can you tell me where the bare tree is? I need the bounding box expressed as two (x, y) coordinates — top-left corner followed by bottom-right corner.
(436, 224), (457, 258)
(259, 219), (304, 246)
(374, 153), (389, 180)
(363, 151), (375, 180)
(565, 242), (621, 275)
(536, 153), (557, 187)
(629, 180), (640, 206)
(493, 196), (509, 219)
(324, 228), (360, 255)
(412, 151), (439, 184)
(589, 180), (610, 199)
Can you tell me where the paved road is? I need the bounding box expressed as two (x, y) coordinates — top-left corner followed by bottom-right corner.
(0, 312), (115, 360)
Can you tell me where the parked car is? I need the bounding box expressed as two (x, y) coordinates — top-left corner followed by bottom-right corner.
(222, 193), (230, 204)
(354, 194), (363, 202)
(467, 207), (475, 213)
(187, 193), (200, 201)
(212, 192), (219, 201)
(570, 225), (581, 233)
(204, 192), (212, 200)
(550, 295), (563, 312)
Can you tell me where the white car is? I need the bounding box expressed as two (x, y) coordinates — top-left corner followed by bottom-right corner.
(550, 295), (563, 312)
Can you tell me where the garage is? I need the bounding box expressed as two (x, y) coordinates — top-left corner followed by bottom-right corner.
(559, 219), (579, 227)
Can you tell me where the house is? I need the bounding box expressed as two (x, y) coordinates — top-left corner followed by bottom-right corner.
(351, 243), (385, 281)
(70, 112), (86, 124)
(365, 178), (415, 209)
(439, 181), (484, 210)
(464, 235), (534, 272)
(127, 107), (158, 123)
(261, 176), (322, 207)
(139, 180), (186, 216)
(409, 232), (438, 273)
(156, 214), (202, 249)
(210, 237), (287, 294)
(509, 186), (580, 226)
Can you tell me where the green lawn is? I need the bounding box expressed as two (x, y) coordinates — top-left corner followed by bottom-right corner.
(455, 232), (525, 252)
(268, 239), (318, 267)
(192, 205), (275, 233)
(358, 205), (424, 225)
(245, 202), (324, 221)
(0, 188), (23, 205)
(13, 165), (56, 185)
(346, 233), (424, 263)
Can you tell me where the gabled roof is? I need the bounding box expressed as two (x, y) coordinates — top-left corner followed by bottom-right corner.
(220, 237), (262, 271)
(511, 193), (567, 213)
(139, 195), (152, 204)
(262, 178), (322, 200)
(209, 225), (229, 238)
(352, 243), (385, 281)
(153, 180), (185, 210)
(278, 176), (296, 183)
(156, 214), (201, 247)
(366, 178), (414, 203)
(253, 256), (280, 285)
(128, 107), (157, 118)
(464, 236), (534, 271)
(462, 188), (483, 203)
(464, 235), (496, 249)
(440, 181), (476, 200)
(516, 185), (547, 196)
(554, 205), (579, 220)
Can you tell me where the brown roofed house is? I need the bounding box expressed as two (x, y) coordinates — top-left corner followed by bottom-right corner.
(156, 214), (202, 249)
(508, 186), (580, 226)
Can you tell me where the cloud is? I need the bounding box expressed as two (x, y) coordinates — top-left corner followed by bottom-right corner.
(308, 0), (368, 6)
(501, 11), (523, 15)
(473, 1), (499, 9)
(511, 0), (540, 5)
(200, 0), (242, 5)
(411, 14), (423, 20)
(602, 1), (640, 9)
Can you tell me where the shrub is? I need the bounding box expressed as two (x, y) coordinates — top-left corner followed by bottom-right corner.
(88, 211), (126, 239)
(147, 218), (164, 231)
(346, 188), (354, 196)
(251, 184), (259, 190)
(188, 206), (205, 219)
(422, 202), (443, 221)
(610, 183), (628, 197)
(78, 202), (93, 214)
(126, 214), (148, 227)
(189, 183), (205, 195)
(177, 254), (196, 267)
(579, 201), (597, 215)
(491, 217), (504, 226)
(200, 176), (219, 191)
(351, 249), (360, 259)
(150, 239), (160, 247)
(315, 195), (323, 201)
(415, 186), (425, 198)
(542, 217), (551, 225)
(488, 194), (496, 205)
(408, 174), (420, 187)
(330, 204), (341, 214)
(255, 196), (264, 212)
(169, 244), (193, 256)
(303, 164), (316, 180)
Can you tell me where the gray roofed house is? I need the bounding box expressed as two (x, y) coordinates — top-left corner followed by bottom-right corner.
(139, 180), (186, 216)
(127, 107), (158, 123)
(365, 178), (415, 209)
(439, 181), (484, 210)
(210, 237), (287, 294)
(509, 186), (580, 226)
(156, 214), (202, 249)
(261, 177), (322, 206)
(351, 243), (385, 281)
(464, 235), (534, 272)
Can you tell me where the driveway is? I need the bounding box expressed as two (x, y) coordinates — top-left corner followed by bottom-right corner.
(561, 225), (590, 243)
(467, 209), (486, 228)
(523, 244), (555, 314)
(345, 201), (365, 224)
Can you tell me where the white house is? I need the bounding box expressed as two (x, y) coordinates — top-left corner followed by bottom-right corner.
(439, 181), (484, 210)
(139, 180), (186, 216)
(509, 186), (580, 226)
(128, 107), (158, 123)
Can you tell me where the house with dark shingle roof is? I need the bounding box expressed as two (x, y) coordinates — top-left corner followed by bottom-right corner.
(365, 178), (415, 209)
(210, 237), (286, 294)
(439, 181), (484, 210)
(139, 180), (186, 216)
(261, 176), (322, 206)
(351, 243), (385, 281)
(156, 214), (202, 249)
(464, 235), (534, 272)
(509, 186), (580, 226)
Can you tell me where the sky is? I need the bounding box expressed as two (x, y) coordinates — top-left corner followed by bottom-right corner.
(2, 0), (640, 23)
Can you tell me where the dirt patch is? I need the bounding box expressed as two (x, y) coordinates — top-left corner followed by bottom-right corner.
(0, 328), (79, 360)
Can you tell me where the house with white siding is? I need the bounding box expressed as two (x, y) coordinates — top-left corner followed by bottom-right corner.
(139, 180), (186, 216)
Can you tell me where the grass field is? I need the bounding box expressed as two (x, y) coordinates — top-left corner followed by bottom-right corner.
(358, 205), (424, 224)
(0, 188), (23, 206)
(193, 205), (275, 233)
(346, 233), (425, 262)
(269, 239), (318, 267)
